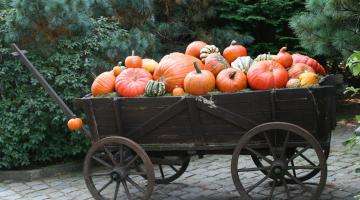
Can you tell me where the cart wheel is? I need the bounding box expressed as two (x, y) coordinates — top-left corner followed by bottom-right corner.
(150, 156), (190, 184)
(251, 146), (330, 184)
(84, 136), (155, 200)
(231, 122), (327, 200)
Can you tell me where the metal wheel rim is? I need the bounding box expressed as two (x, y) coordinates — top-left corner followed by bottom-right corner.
(231, 122), (327, 200)
(84, 136), (155, 200)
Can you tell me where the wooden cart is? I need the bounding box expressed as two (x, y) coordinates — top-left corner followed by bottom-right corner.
(12, 44), (337, 200)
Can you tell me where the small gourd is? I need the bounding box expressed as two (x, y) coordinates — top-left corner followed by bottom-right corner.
(231, 56), (254, 74)
(200, 45), (220, 62)
(286, 78), (300, 88)
(255, 53), (276, 62)
(144, 80), (166, 97)
(67, 118), (83, 131)
(299, 72), (319, 88)
(172, 87), (185, 96)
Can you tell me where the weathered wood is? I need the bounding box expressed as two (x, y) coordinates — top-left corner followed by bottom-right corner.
(186, 98), (206, 146)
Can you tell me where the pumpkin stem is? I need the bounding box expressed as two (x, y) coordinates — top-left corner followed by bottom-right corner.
(231, 40), (237, 46)
(193, 62), (202, 74)
(229, 71), (237, 79)
(131, 50), (135, 56)
(280, 47), (287, 52)
(118, 61), (122, 66)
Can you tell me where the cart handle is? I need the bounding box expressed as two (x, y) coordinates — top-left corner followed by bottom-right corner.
(11, 43), (92, 140)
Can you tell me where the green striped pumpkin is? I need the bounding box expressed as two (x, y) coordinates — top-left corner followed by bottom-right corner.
(231, 56), (254, 74)
(145, 80), (166, 97)
(255, 53), (276, 62)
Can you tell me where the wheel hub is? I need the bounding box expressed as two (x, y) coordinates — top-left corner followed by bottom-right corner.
(270, 160), (286, 179)
(111, 167), (128, 181)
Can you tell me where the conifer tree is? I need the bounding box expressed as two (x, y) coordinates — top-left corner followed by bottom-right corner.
(290, 0), (360, 61)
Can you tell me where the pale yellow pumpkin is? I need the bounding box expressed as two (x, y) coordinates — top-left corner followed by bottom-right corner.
(142, 58), (158, 73)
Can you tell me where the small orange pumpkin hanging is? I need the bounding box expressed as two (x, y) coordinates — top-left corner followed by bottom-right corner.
(185, 41), (208, 58)
(204, 53), (230, 76)
(172, 86), (185, 96)
(223, 40), (247, 64)
(216, 68), (247, 93)
(274, 47), (293, 68)
(67, 118), (83, 130)
(184, 62), (215, 95)
(91, 71), (116, 96)
(125, 50), (142, 68)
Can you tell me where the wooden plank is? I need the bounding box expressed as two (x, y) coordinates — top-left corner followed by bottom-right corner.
(186, 98), (206, 146)
(113, 99), (124, 136)
(85, 99), (100, 141)
(128, 98), (187, 140)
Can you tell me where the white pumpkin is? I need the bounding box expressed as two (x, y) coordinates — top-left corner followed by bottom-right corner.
(231, 56), (254, 74)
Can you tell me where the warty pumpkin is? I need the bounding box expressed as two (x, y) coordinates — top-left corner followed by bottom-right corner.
(255, 53), (277, 62)
(115, 68), (153, 97)
(153, 52), (204, 92)
(185, 41), (208, 58)
(216, 68), (247, 93)
(184, 62), (215, 95)
(247, 60), (288, 90)
(91, 71), (116, 96)
(223, 40), (247, 64)
(292, 54), (326, 75)
(204, 53), (230, 76)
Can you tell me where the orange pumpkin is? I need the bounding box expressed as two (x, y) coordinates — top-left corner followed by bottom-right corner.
(113, 66), (122, 76)
(204, 53), (230, 76)
(184, 62), (215, 95)
(153, 52), (204, 92)
(67, 118), (83, 130)
(223, 40), (247, 64)
(288, 63), (315, 79)
(216, 68), (247, 93)
(91, 71), (116, 96)
(172, 87), (185, 96)
(185, 41), (208, 58)
(125, 50), (142, 68)
(142, 58), (158, 73)
(115, 68), (153, 97)
(247, 61), (289, 90)
(275, 47), (293, 68)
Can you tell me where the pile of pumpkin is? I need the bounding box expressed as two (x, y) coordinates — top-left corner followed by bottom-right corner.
(91, 41), (326, 97)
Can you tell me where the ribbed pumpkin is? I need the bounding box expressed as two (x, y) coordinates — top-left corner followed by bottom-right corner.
(223, 40), (247, 63)
(184, 62), (215, 95)
(247, 61), (289, 90)
(299, 72), (319, 87)
(115, 68), (153, 97)
(216, 68), (247, 93)
(275, 47), (293, 68)
(153, 52), (204, 92)
(172, 87), (185, 96)
(125, 50), (142, 68)
(200, 45), (220, 62)
(255, 54), (277, 62)
(144, 80), (166, 97)
(204, 53), (230, 76)
(91, 71), (116, 96)
(185, 41), (208, 58)
(292, 54), (326, 75)
(231, 56), (254, 74)
(288, 63), (315, 79)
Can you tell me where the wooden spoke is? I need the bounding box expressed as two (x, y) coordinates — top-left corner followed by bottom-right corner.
(98, 179), (113, 194)
(245, 146), (273, 164)
(122, 180), (132, 200)
(92, 156), (113, 169)
(287, 146), (310, 163)
(280, 131), (290, 160)
(264, 132), (276, 158)
(288, 166), (321, 170)
(90, 172), (110, 177)
(269, 180), (276, 199)
(291, 160), (296, 178)
(282, 178), (291, 199)
(128, 170), (147, 176)
(104, 146), (116, 166)
(246, 174), (270, 193)
(285, 172), (312, 194)
(118, 145), (124, 166)
(126, 177), (145, 192)
(295, 149), (317, 166)
(113, 181), (120, 200)
(159, 165), (165, 179)
(170, 165), (179, 173)
(125, 155), (139, 168)
(238, 166), (271, 173)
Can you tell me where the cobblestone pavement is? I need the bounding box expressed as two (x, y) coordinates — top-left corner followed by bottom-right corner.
(0, 124), (359, 200)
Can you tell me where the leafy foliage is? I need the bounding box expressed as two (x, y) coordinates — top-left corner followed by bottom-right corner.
(347, 51), (360, 77)
(290, 0), (360, 62)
